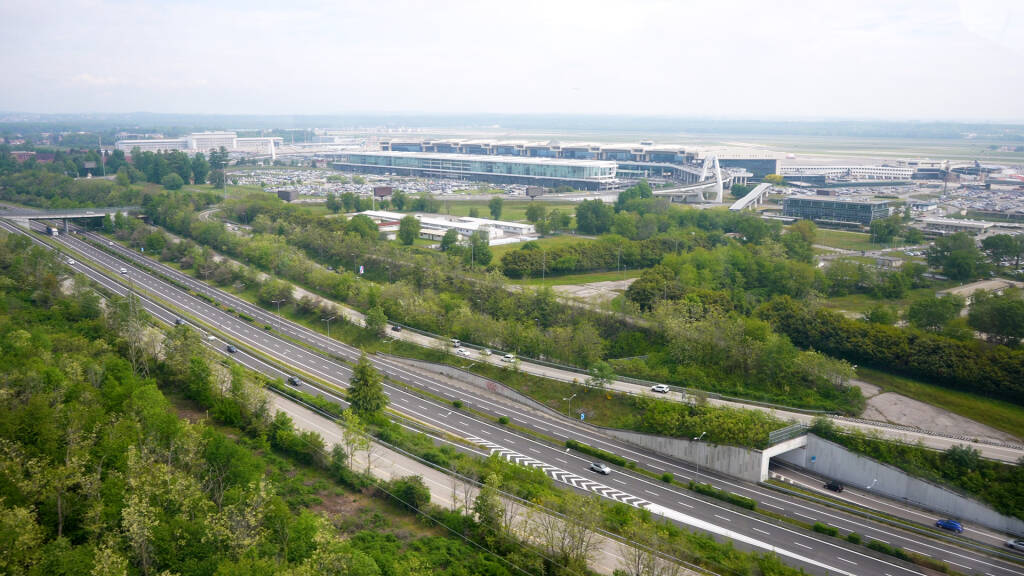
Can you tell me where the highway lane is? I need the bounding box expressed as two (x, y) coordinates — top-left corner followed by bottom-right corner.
(29, 222), (1024, 576)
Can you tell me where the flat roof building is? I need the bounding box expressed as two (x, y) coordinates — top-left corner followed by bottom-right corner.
(781, 165), (914, 180)
(116, 132), (282, 156)
(354, 210), (536, 242)
(920, 217), (995, 235)
(330, 151), (617, 190)
(782, 196), (891, 226)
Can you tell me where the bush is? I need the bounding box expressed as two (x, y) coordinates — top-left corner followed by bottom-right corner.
(452, 400), (463, 409)
(846, 532), (861, 545)
(566, 439), (632, 468)
(867, 540), (909, 561)
(661, 472), (674, 483)
(161, 173), (184, 190)
(497, 416), (510, 425)
(812, 522), (838, 537)
(384, 475), (431, 512)
(688, 482), (756, 510)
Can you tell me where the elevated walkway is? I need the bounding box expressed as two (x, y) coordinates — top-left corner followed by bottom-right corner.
(729, 183), (772, 211)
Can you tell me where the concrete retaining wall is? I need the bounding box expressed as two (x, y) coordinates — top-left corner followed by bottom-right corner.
(599, 428), (767, 483)
(777, 434), (1024, 535)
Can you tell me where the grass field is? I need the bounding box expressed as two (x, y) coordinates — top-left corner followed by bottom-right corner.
(822, 282), (956, 315)
(856, 367), (1024, 440)
(490, 234), (593, 259)
(814, 228), (885, 251)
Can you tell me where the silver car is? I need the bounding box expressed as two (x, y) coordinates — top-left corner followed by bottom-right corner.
(1008, 538), (1024, 552)
(589, 462), (611, 475)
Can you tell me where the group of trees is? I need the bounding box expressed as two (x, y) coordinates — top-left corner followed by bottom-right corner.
(130, 147), (216, 189)
(0, 167), (144, 209)
(759, 296), (1024, 406)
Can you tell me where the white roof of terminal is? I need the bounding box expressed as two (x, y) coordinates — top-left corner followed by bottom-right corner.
(350, 150), (616, 168)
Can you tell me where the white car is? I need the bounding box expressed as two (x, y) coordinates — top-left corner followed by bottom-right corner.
(501, 353), (515, 363)
(455, 347), (471, 357)
(651, 384), (670, 394)
(67, 259), (76, 265)
(119, 267), (128, 274)
(589, 462), (611, 475)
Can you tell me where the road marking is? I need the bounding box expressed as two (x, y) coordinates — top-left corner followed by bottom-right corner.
(714, 514), (730, 522)
(528, 448), (541, 454)
(793, 512), (816, 520)
(612, 478), (627, 485)
(793, 541), (813, 550)
(644, 489), (658, 496)
(676, 501), (693, 509)
(761, 503), (784, 510)
(868, 536), (887, 544)
(904, 549), (927, 557)
(837, 558), (857, 565)
(555, 458), (568, 464)
(945, 560), (969, 569)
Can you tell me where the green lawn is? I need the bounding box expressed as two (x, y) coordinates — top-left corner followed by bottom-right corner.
(822, 283), (956, 315)
(814, 228), (884, 251)
(856, 367), (1024, 440)
(490, 234), (593, 259)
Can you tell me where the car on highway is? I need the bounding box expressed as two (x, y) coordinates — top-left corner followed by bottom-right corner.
(650, 384), (670, 393)
(174, 317), (184, 326)
(501, 353), (515, 362)
(108, 241), (114, 246)
(589, 462), (611, 475)
(67, 259), (76, 265)
(455, 347), (471, 357)
(119, 267), (128, 274)
(1007, 538), (1024, 552)
(450, 338), (460, 347)
(481, 348), (492, 356)
(825, 480), (844, 492)
(286, 376), (302, 386)
(935, 518), (963, 533)
(225, 344), (237, 354)
(390, 324), (402, 332)
(206, 335), (216, 341)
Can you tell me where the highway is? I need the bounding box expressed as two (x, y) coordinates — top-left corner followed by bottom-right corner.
(10, 219), (1024, 576)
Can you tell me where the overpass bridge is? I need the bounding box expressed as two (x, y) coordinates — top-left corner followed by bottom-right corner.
(729, 182), (773, 211)
(650, 155), (729, 203)
(0, 206), (140, 231)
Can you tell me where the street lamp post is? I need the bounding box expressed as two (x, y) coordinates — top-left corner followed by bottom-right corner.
(562, 393), (577, 418)
(321, 315), (336, 339)
(693, 431), (707, 477)
(271, 298), (285, 316)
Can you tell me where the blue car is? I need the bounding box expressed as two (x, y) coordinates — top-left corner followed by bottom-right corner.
(935, 519), (963, 533)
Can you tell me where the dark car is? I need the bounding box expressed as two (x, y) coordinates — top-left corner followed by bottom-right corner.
(225, 344), (237, 354)
(935, 519), (963, 533)
(391, 324), (402, 332)
(825, 480), (844, 493)
(1007, 538), (1024, 552)
(174, 317), (184, 326)
(286, 376), (301, 386)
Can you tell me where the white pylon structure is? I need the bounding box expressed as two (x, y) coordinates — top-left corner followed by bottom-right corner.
(698, 155), (724, 203)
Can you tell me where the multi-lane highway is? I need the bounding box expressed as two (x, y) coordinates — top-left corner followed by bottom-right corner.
(9, 218), (1024, 576)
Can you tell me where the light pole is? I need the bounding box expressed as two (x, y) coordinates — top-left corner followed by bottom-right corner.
(321, 315), (336, 339)
(271, 298), (285, 316)
(562, 393), (577, 418)
(693, 431), (707, 477)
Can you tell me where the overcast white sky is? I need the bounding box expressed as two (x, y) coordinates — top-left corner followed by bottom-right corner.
(1, 0), (1022, 121)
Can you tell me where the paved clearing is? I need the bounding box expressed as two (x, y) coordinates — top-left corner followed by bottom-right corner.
(861, 390), (1019, 443)
(551, 278), (636, 303)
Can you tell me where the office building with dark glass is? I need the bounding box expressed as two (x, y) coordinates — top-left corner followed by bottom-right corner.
(782, 196), (891, 226)
(329, 151), (617, 190)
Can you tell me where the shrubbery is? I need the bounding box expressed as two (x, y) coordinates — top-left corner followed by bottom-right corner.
(688, 482), (757, 510)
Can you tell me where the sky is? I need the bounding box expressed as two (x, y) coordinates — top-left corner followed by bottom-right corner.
(1, 0), (1023, 121)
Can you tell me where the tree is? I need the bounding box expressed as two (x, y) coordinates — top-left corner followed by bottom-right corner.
(384, 475), (431, 512)
(364, 305), (387, 336)
(338, 410), (369, 472)
(391, 190), (407, 211)
(488, 197), (504, 220)
(465, 231), (492, 267)
(906, 294), (964, 332)
(325, 194), (341, 213)
(968, 288), (1024, 345)
(161, 173), (184, 190)
(398, 215), (420, 245)
(863, 304), (897, 325)
(440, 228), (459, 252)
(191, 152), (210, 184)
(927, 232), (988, 282)
(982, 234), (1024, 268)
(575, 199), (614, 234)
(468, 207), (480, 218)
(347, 353), (387, 416)
(586, 360), (614, 390)
(869, 216), (902, 243)
(210, 169), (226, 189)
(763, 174), (785, 185)
(525, 203), (547, 223)
(730, 183), (752, 198)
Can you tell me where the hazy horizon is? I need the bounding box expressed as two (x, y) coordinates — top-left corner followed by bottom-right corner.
(2, 0), (1023, 122)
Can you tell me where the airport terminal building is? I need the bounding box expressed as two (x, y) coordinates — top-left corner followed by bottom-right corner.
(329, 151), (618, 190)
(782, 196), (892, 226)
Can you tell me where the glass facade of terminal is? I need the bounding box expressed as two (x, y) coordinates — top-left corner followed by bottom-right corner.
(782, 197), (890, 226)
(339, 153), (614, 180)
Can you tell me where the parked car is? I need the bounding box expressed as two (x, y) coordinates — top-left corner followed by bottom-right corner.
(501, 353), (515, 363)
(651, 384), (670, 394)
(935, 519), (963, 533)
(589, 462), (611, 475)
(824, 480), (844, 492)
(1007, 538), (1024, 552)
(390, 324), (402, 332)
(225, 344), (237, 354)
